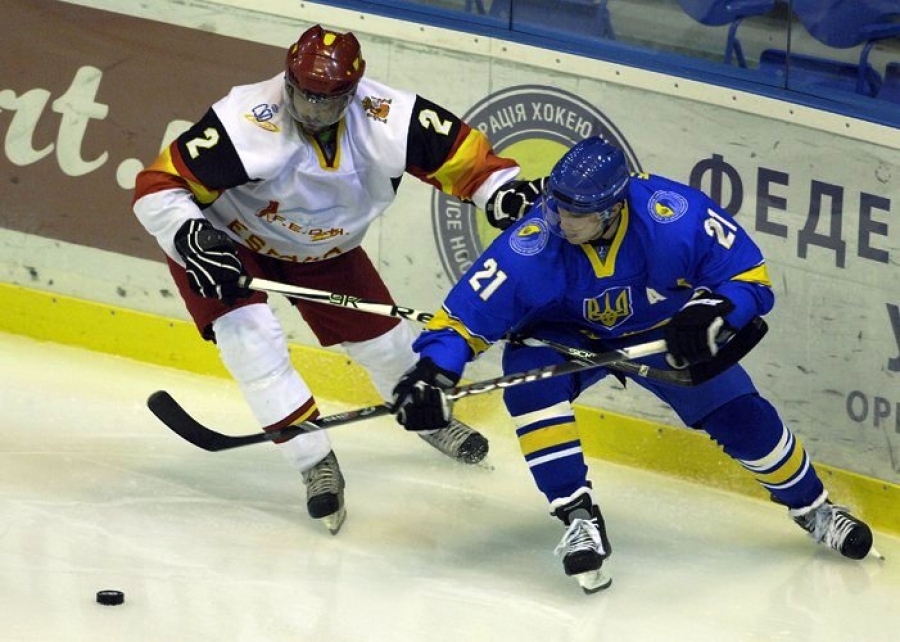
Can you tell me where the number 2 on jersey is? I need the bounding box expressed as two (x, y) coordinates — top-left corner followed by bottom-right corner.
(184, 127), (221, 159)
(468, 258), (508, 301)
(418, 109), (452, 135)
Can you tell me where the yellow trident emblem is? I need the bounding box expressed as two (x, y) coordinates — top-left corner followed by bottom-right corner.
(584, 289), (632, 328)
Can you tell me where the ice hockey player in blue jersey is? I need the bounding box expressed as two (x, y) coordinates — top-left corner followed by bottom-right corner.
(391, 137), (875, 594)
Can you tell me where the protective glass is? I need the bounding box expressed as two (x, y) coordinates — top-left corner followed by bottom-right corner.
(284, 80), (354, 132)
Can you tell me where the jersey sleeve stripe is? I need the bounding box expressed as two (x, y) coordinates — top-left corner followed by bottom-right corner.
(135, 146), (222, 205)
(424, 308), (492, 356)
(728, 263), (772, 288)
(427, 128), (518, 199)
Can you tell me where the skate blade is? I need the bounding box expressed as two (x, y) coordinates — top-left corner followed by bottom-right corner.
(575, 568), (612, 594)
(321, 507), (346, 535)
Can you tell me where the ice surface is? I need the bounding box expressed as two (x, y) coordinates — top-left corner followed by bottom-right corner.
(2, 332), (899, 642)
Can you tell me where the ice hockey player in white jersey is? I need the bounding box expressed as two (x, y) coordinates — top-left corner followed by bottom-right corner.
(132, 25), (544, 534)
(391, 137), (875, 592)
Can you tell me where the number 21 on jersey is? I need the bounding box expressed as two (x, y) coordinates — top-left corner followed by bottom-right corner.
(468, 258), (507, 301)
(704, 208), (737, 249)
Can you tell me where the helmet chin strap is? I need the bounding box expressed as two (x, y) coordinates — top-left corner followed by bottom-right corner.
(591, 212), (621, 242)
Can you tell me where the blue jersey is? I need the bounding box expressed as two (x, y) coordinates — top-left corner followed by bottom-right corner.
(416, 172), (774, 377)
(416, 171), (824, 517)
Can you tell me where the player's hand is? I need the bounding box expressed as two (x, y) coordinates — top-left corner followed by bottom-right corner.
(173, 219), (248, 302)
(486, 177), (547, 230)
(391, 358), (459, 431)
(664, 291), (736, 368)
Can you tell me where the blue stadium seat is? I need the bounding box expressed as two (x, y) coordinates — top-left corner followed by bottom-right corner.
(757, 49), (883, 97)
(465, 0), (486, 14)
(793, 0), (900, 49)
(489, 0), (614, 41)
(877, 61), (900, 103)
(761, 0), (900, 97)
(676, 0), (776, 67)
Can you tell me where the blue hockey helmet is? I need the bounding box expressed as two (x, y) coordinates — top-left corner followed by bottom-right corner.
(545, 137), (630, 216)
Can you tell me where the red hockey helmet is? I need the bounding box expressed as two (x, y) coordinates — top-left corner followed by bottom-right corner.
(284, 25), (366, 131)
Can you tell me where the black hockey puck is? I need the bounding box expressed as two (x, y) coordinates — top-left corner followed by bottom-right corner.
(96, 590), (125, 606)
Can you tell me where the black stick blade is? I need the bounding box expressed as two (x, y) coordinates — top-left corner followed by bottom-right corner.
(147, 391), (275, 451)
(147, 391), (391, 452)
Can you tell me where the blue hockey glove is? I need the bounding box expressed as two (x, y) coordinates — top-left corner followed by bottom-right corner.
(391, 357), (459, 431)
(174, 219), (248, 302)
(664, 292), (736, 368)
(486, 177), (547, 230)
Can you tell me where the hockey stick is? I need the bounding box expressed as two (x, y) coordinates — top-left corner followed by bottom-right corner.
(239, 277), (767, 387)
(238, 276), (436, 324)
(510, 335), (692, 386)
(237, 276), (695, 385)
(148, 391), (391, 452)
(147, 338), (667, 452)
(511, 315), (768, 387)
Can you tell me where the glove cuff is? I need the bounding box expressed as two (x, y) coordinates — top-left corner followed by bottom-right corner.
(173, 218), (211, 258)
(417, 357), (461, 389)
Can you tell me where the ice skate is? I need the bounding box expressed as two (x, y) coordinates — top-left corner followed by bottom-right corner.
(790, 494), (873, 560)
(551, 486), (612, 594)
(418, 418), (489, 464)
(302, 450), (346, 535)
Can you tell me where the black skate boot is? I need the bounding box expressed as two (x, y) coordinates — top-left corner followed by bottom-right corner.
(551, 486), (612, 593)
(418, 418), (489, 464)
(302, 450), (346, 535)
(790, 494), (873, 560)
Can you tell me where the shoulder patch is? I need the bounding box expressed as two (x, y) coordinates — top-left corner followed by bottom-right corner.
(509, 218), (550, 256)
(362, 96), (392, 123)
(244, 103), (280, 132)
(648, 190), (688, 223)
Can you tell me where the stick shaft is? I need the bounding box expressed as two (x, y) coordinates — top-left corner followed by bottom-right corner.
(243, 276), (764, 387)
(240, 276), (435, 324)
(447, 339), (666, 399)
(240, 276), (689, 384)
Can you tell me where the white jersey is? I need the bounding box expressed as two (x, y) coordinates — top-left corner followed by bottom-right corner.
(134, 74), (519, 264)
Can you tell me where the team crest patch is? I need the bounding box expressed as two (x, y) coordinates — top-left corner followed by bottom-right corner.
(362, 96), (391, 123)
(648, 190), (688, 223)
(583, 286), (633, 329)
(509, 219), (549, 255)
(244, 103), (280, 132)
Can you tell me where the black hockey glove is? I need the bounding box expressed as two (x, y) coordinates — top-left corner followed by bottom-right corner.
(664, 292), (736, 368)
(486, 177), (547, 230)
(173, 219), (247, 302)
(391, 357), (459, 431)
